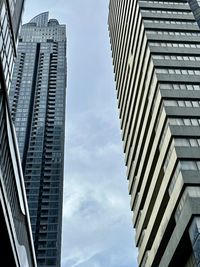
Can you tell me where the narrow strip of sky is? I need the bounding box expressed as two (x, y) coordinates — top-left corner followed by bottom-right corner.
(22, 1), (137, 266)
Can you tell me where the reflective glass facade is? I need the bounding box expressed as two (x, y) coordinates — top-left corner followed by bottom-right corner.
(9, 12), (66, 267)
(109, 1), (200, 266)
(0, 0), (37, 267)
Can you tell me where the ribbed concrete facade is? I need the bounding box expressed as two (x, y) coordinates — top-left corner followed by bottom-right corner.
(109, 1), (200, 266)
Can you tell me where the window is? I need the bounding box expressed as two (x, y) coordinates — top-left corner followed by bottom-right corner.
(153, 55), (200, 62)
(156, 68), (200, 76)
(150, 42), (200, 48)
(175, 138), (200, 147)
(169, 118), (200, 127)
(144, 19), (197, 26)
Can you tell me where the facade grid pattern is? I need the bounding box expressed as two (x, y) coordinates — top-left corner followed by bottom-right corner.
(9, 12), (66, 267)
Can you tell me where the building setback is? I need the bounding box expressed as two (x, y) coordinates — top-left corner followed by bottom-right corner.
(0, 0), (37, 266)
(9, 12), (66, 267)
(108, 0), (200, 266)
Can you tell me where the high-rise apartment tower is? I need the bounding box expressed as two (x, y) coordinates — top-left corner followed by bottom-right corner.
(109, 0), (200, 266)
(9, 12), (66, 267)
(0, 0), (37, 266)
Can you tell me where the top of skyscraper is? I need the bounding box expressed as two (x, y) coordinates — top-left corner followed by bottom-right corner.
(28, 11), (49, 27)
(20, 12), (66, 42)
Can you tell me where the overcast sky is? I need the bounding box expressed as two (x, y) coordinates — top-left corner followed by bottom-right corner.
(23, 1), (137, 266)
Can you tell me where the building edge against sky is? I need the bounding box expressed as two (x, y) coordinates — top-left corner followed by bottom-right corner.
(109, 0), (200, 266)
(0, 0), (37, 266)
(9, 12), (66, 267)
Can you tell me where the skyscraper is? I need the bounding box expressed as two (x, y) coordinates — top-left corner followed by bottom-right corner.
(0, 0), (37, 266)
(9, 12), (66, 267)
(109, 0), (200, 266)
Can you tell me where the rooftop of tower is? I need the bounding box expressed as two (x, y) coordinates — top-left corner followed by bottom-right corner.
(19, 12), (66, 43)
(29, 11), (49, 26)
(24, 11), (60, 27)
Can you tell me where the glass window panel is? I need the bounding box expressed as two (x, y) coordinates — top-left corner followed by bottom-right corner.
(175, 138), (189, 147)
(178, 101), (185, 107)
(191, 119), (199, 126)
(181, 161), (197, 170)
(165, 100), (177, 106)
(176, 118), (184, 125)
(184, 119), (191, 126)
(189, 139), (198, 147)
(185, 101), (192, 107)
(192, 101), (199, 107)
(197, 162), (200, 170)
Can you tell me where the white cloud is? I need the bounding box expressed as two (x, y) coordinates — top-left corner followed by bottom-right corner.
(62, 124), (137, 266)
(62, 249), (102, 267)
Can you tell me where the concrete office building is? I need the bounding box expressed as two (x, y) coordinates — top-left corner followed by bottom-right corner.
(108, 0), (200, 266)
(9, 12), (66, 267)
(0, 0), (37, 266)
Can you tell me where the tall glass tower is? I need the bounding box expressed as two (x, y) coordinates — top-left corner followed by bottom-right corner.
(0, 0), (37, 266)
(109, 0), (200, 266)
(9, 12), (66, 267)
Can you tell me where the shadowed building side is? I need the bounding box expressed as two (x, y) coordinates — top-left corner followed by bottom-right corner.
(0, 0), (37, 266)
